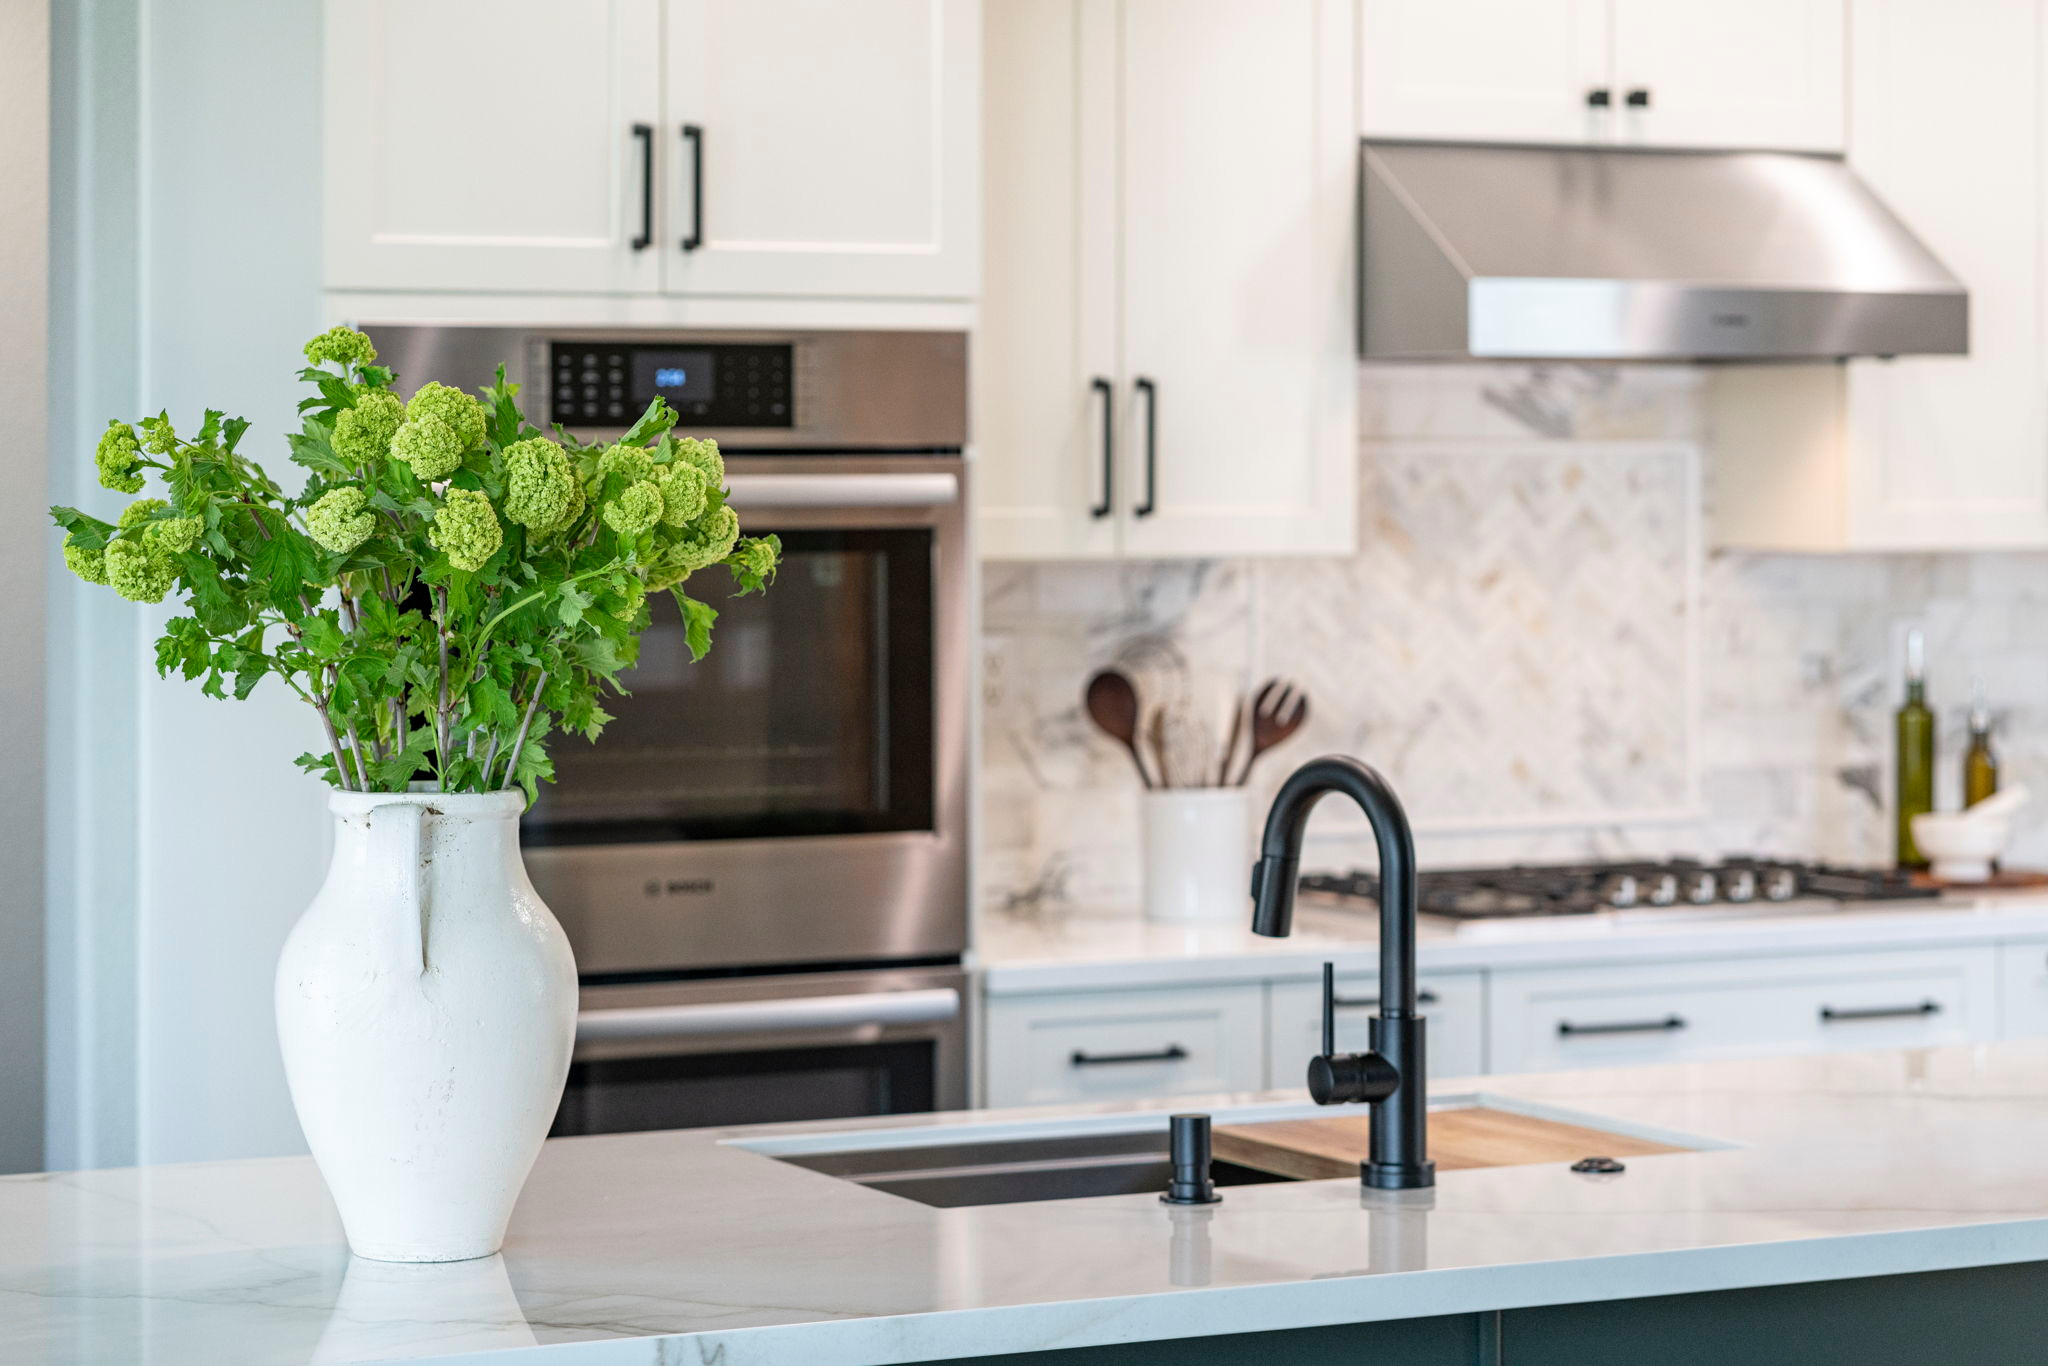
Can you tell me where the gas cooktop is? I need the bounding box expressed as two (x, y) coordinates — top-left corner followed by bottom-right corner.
(1297, 859), (1939, 921)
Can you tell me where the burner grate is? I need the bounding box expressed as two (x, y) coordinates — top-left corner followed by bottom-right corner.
(1298, 858), (1940, 921)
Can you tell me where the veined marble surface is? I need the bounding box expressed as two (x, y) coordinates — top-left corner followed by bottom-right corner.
(977, 890), (2048, 994)
(12, 1042), (2048, 1365)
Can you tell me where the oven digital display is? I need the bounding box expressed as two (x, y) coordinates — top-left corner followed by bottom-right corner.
(633, 350), (716, 404)
(550, 341), (794, 428)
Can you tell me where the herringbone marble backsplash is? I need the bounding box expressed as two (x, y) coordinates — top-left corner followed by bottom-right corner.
(980, 365), (2048, 913)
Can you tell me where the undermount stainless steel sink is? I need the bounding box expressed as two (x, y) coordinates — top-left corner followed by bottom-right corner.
(734, 1095), (1727, 1209)
(774, 1129), (1294, 1208)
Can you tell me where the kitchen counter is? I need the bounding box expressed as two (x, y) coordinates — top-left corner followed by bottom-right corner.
(12, 1041), (2048, 1365)
(977, 889), (2048, 993)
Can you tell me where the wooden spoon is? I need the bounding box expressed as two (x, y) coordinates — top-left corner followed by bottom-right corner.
(1233, 679), (1309, 785)
(1084, 670), (1154, 789)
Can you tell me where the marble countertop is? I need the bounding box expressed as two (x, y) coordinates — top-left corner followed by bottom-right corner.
(13, 1041), (2048, 1365)
(977, 889), (2048, 993)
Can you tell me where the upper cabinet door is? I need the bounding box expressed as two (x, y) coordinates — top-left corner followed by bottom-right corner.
(974, 0), (1121, 559)
(1609, 0), (1845, 151)
(664, 0), (978, 299)
(1118, 0), (1357, 557)
(1359, 0), (1611, 145)
(325, 1), (663, 294)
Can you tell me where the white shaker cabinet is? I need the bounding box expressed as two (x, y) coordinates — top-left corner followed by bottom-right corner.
(1358, 0), (1609, 146)
(663, 0), (978, 300)
(983, 984), (1266, 1110)
(976, 0), (1358, 560)
(325, 0), (665, 295)
(1710, 0), (2048, 552)
(325, 0), (977, 303)
(1358, 0), (1844, 154)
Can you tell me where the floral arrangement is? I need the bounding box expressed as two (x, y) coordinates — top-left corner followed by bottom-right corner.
(52, 326), (777, 797)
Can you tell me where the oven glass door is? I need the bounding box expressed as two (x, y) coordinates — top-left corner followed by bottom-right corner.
(524, 527), (935, 846)
(551, 1039), (938, 1136)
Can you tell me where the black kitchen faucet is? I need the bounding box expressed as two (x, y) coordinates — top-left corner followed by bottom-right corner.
(1250, 755), (1434, 1189)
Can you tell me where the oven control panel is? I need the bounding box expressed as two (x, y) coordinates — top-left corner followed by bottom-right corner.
(549, 341), (794, 429)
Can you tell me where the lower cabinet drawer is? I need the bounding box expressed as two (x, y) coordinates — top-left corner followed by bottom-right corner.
(1998, 941), (2048, 1038)
(1489, 947), (1998, 1076)
(983, 984), (1265, 1109)
(1266, 972), (1485, 1089)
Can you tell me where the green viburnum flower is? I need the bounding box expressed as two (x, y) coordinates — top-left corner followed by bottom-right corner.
(104, 539), (176, 604)
(391, 417), (464, 481)
(729, 536), (780, 582)
(670, 436), (724, 487)
(139, 414), (178, 456)
(303, 325), (377, 369)
(430, 486), (502, 571)
(597, 442), (654, 484)
(145, 518), (202, 555)
(333, 389), (404, 468)
(95, 420), (145, 493)
(62, 541), (107, 586)
(609, 576), (647, 622)
(502, 438), (579, 532)
(652, 460), (708, 527)
(118, 498), (168, 530)
(602, 480), (664, 537)
(404, 381), (485, 451)
(306, 486), (377, 554)
(664, 504), (741, 575)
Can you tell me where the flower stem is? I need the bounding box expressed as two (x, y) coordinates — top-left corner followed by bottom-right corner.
(498, 670), (549, 790)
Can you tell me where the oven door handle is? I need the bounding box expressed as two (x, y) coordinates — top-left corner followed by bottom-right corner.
(575, 987), (961, 1049)
(722, 472), (959, 510)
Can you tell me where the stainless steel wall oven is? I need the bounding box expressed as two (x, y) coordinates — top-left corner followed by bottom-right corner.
(362, 326), (970, 1133)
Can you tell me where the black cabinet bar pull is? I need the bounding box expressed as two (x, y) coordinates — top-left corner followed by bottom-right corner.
(1089, 377), (1114, 518)
(629, 123), (654, 251)
(1625, 88), (1651, 108)
(1586, 87), (1612, 108)
(1133, 376), (1158, 517)
(679, 124), (705, 252)
(1558, 1015), (1686, 1037)
(1331, 989), (1439, 1009)
(1820, 1001), (1940, 1023)
(1070, 1044), (1188, 1067)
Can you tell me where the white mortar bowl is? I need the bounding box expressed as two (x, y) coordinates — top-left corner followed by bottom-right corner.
(1910, 812), (2011, 883)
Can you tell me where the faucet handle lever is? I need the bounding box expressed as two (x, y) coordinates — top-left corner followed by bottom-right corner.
(1321, 962), (1337, 1057)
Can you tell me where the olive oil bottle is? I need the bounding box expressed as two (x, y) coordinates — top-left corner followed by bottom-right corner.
(1895, 629), (1935, 870)
(1965, 679), (1999, 808)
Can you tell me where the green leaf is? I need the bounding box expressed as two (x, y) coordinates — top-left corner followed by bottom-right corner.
(288, 417), (351, 478)
(676, 592), (716, 662)
(50, 506), (116, 550)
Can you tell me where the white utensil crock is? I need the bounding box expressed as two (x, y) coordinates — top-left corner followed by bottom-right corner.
(276, 790), (577, 1263)
(1143, 788), (1252, 924)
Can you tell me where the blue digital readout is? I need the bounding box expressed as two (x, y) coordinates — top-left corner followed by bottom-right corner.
(633, 350), (714, 402)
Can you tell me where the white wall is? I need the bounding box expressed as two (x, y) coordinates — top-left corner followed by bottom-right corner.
(48, 0), (327, 1168)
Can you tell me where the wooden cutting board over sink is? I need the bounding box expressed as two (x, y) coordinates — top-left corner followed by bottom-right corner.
(1213, 1106), (1685, 1181)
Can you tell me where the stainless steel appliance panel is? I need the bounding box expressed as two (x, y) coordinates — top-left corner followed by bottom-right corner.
(554, 964), (968, 1135)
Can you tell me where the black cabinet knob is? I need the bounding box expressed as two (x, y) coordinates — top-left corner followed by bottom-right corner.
(1625, 88), (1651, 108)
(1586, 87), (1612, 108)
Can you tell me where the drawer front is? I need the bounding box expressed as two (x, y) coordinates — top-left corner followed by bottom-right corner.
(983, 984), (1265, 1110)
(1266, 973), (1485, 1090)
(1490, 947), (1998, 1076)
(1998, 941), (2048, 1038)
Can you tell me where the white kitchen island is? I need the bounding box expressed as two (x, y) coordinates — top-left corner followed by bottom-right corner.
(9, 1041), (2048, 1365)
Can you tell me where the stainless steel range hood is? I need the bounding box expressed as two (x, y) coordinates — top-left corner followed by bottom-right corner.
(1360, 141), (1967, 361)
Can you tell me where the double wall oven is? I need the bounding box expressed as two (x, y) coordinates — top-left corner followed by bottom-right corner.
(363, 327), (970, 1133)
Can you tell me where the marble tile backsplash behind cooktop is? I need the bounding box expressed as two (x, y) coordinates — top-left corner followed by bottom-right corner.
(979, 365), (2048, 913)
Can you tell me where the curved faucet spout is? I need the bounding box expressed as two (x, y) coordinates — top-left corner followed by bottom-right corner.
(1250, 756), (1417, 1014)
(1249, 754), (1434, 1189)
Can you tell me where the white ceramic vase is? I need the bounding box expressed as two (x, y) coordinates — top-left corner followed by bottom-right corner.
(276, 790), (578, 1263)
(1142, 788), (1252, 924)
